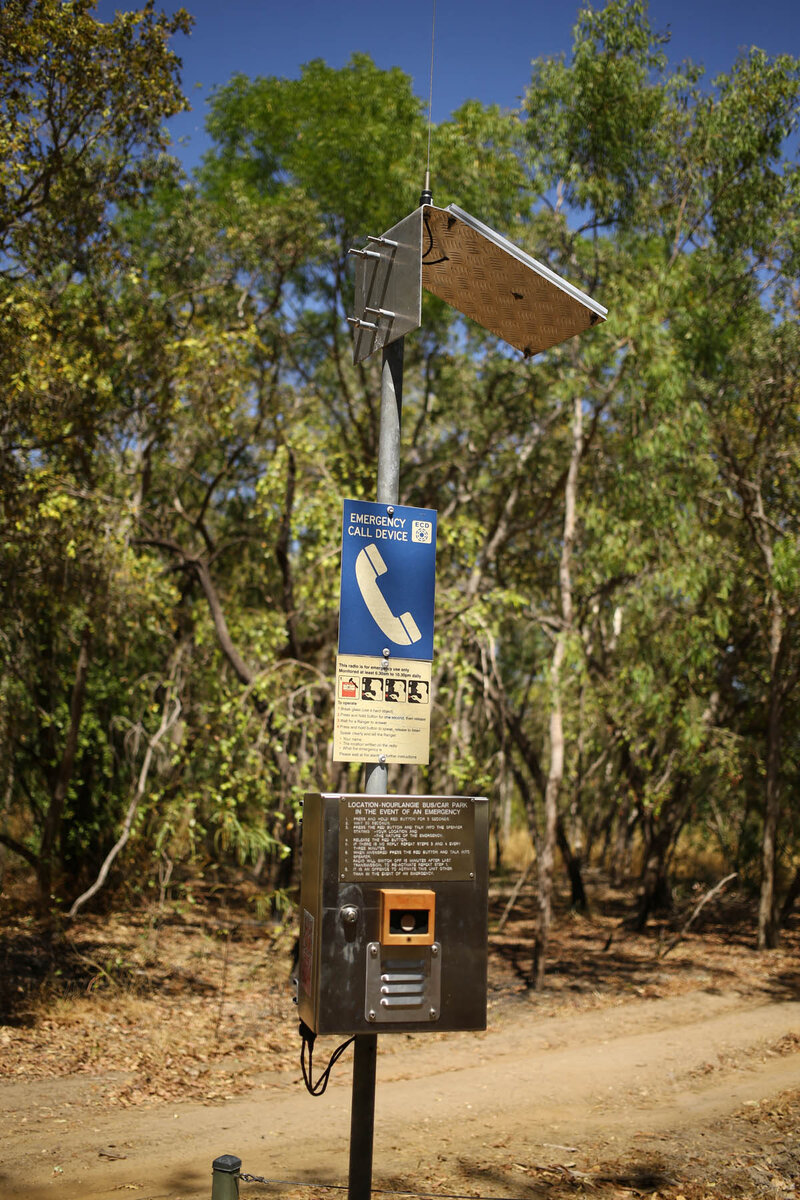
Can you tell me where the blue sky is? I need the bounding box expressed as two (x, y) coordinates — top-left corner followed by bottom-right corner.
(95, 0), (800, 174)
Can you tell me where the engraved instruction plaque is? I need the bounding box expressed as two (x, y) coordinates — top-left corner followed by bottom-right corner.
(338, 796), (475, 882)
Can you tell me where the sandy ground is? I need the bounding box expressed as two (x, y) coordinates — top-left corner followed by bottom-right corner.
(1, 890), (799, 1200)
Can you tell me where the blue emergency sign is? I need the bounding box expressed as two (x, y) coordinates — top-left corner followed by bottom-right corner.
(338, 499), (437, 660)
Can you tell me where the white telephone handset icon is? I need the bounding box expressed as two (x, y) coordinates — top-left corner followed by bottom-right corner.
(355, 543), (422, 646)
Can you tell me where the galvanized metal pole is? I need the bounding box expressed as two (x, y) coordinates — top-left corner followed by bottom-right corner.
(376, 337), (404, 503)
(364, 336), (404, 797)
(348, 336), (404, 1200)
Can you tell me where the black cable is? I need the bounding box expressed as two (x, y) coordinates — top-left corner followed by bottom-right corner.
(422, 214), (449, 266)
(299, 1020), (355, 1096)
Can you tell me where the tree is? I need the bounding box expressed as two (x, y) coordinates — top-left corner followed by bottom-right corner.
(4, 0), (800, 961)
(0, 0), (191, 909)
(478, 0), (800, 970)
(0, 0), (191, 273)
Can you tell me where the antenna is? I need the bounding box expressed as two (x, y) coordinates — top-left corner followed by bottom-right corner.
(419, 0), (436, 207)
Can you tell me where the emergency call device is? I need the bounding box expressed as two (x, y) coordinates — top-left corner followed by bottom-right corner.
(297, 793), (488, 1035)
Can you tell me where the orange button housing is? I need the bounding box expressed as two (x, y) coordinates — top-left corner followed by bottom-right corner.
(379, 888), (436, 946)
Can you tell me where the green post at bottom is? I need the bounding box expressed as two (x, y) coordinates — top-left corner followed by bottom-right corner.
(211, 1154), (241, 1200)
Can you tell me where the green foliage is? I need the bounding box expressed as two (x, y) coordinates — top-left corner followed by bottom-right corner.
(2, 1), (800, 936)
(0, 0), (191, 273)
(201, 55), (427, 248)
(525, 0), (680, 225)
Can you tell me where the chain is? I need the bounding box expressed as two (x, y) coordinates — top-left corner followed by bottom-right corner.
(238, 1176), (346, 1189)
(236, 1174), (527, 1200)
(237, 1174), (330, 1187)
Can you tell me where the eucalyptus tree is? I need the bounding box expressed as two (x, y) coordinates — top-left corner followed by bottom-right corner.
(193, 6), (800, 964)
(445, 0), (800, 975)
(654, 44), (800, 947)
(140, 57), (536, 879)
(0, 0), (191, 907)
(4, 0), (798, 953)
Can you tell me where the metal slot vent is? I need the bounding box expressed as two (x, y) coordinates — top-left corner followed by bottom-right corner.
(379, 958), (426, 1008)
(365, 942), (441, 1023)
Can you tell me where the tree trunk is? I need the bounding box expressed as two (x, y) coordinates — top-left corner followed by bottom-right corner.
(636, 789), (689, 931)
(749, 486), (788, 950)
(636, 834), (674, 930)
(0, 745), (14, 892)
(556, 814), (588, 911)
(758, 662), (783, 948)
(532, 393), (583, 988)
(779, 866), (800, 928)
(609, 798), (634, 885)
(37, 623), (92, 910)
(533, 633), (565, 988)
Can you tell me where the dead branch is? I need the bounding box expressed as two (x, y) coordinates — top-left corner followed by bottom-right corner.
(497, 859), (535, 931)
(658, 872), (738, 958)
(67, 686), (182, 919)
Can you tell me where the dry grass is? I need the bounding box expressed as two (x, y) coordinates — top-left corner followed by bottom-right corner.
(0, 904), (300, 1105)
(2, 872), (800, 1200)
(494, 824), (535, 871)
(2, 867), (798, 1110)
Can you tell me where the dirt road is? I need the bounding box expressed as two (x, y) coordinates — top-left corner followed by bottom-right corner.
(3, 986), (799, 1200)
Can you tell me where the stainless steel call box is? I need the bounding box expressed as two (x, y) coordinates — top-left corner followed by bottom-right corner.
(297, 793), (488, 1035)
